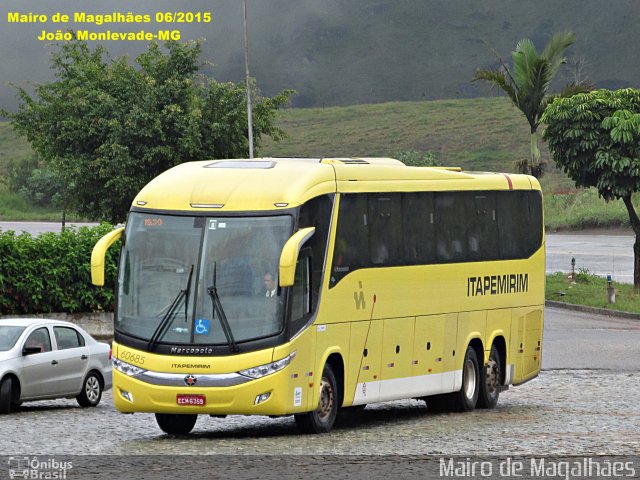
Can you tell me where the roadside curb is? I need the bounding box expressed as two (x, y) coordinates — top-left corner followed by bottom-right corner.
(546, 300), (640, 320)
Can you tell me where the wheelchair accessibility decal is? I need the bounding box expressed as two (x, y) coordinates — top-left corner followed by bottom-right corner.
(194, 318), (211, 335)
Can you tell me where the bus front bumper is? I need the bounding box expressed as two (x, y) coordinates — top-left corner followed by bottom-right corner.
(113, 368), (294, 416)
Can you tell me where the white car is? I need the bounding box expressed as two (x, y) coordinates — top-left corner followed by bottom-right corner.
(0, 318), (112, 413)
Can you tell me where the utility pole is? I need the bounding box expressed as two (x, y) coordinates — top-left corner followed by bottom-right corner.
(243, 0), (254, 158)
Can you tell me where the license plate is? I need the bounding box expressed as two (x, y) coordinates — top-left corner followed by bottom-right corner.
(177, 394), (206, 406)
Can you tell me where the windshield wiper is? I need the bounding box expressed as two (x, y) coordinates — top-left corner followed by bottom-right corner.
(148, 264), (194, 351)
(207, 262), (239, 353)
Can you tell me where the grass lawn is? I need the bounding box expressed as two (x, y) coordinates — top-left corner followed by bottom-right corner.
(546, 271), (640, 314)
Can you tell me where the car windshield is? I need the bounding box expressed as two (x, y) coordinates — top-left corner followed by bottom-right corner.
(0, 326), (26, 351)
(117, 212), (292, 347)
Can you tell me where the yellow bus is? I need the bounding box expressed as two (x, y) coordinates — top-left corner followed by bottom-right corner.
(91, 157), (545, 434)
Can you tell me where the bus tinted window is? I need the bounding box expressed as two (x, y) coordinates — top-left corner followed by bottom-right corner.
(332, 194), (369, 279)
(468, 193), (499, 261)
(331, 189), (542, 286)
(368, 193), (402, 265)
(435, 192), (468, 262)
(402, 192), (436, 264)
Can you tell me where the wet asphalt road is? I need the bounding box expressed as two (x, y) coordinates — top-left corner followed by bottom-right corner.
(545, 230), (635, 283)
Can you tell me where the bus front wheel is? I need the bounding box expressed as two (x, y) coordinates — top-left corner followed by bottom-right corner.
(452, 346), (480, 412)
(294, 364), (338, 434)
(155, 413), (197, 435)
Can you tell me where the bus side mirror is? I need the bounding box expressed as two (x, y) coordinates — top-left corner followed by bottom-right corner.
(91, 227), (124, 286)
(279, 227), (315, 287)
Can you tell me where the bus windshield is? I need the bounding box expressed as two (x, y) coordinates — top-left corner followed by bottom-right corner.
(117, 212), (292, 348)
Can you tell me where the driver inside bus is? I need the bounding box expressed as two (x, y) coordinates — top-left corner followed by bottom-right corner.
(263, 271), (278, 298)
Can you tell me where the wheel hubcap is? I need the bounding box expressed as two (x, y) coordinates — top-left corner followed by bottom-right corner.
(463, 359), (476, 399)
(316, 377), (334, 421)
(86, 377), (100, 402)
(486, 359), (499, 395)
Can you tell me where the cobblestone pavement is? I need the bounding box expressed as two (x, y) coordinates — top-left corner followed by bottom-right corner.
(1, 370), (638, 456)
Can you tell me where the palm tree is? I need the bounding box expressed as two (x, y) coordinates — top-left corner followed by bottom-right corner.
(472, 32), (591, 177)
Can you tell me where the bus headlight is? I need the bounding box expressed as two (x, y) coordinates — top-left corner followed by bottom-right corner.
(239, 352), (296, 379)
(113, 357), (146, 377)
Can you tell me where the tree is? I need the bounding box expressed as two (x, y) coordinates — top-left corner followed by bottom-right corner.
(542, 88), (640, 289)
(472, 32), (591, 177)
(3, 39), (293, 223)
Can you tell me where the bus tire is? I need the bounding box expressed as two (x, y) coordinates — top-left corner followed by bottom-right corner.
(294, 364), (338, 434)
(155, 413), (198, 435)
(452, 346), (480, 412)
(424, 394), (450, 413)
(477, 344), (501, 409)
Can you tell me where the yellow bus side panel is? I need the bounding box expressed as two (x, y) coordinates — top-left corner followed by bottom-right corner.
(273, 327), (317, 413)
(412, 314), (456, 395)
(524, 308), (543, 381)
(379, 317), (415, 401)
(486, 309), (510, 364)
(313, 322), (350, 408)
(348, 320), (383, 405)
(509, 307), (544, 384)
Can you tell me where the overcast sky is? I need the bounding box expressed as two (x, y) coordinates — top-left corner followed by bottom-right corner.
(0, 0), (249, 111)
(2, 1), (639, 112)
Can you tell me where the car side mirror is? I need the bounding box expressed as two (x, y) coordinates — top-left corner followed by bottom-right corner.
(22, 346), (42, 356)
(279, 227), (315, 287)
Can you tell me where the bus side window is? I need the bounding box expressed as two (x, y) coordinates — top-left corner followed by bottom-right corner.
(298, 194), (333, 309)
(331, 194), (368, 284)
(468, 193), (498, 261)
(289, 251), (312, 334)
(435, 192), (468, 262)
(402, 192), (436, 264)
(368, 193), (402, 265)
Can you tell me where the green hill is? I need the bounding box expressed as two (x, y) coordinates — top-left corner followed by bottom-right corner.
(261, 97), (573, 192)
(0, 97), (634, 228)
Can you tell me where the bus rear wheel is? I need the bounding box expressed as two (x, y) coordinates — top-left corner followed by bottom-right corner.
(452, 346), (480, 412)
(294, 364), (338, 434)
(155, 413), (197, 435)
(477, 344), (501, 409)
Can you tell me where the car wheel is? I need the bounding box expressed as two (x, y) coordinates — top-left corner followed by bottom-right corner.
(0, 377), (17, 414)
(294, 364), (338, 433)
(76, 371), (103, 407)
(155, 414), (198, 435)
(477, 344), (501, 409)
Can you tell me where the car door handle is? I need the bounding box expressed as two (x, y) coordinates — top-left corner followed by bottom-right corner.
(51, 360), (59, 365)
(81, 355), (88, 360)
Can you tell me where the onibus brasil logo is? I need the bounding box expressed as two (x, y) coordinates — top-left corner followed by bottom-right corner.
(8, 456), (73, 479)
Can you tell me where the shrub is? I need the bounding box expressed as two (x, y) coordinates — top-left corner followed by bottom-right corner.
(575, 267), (599, 284)
(0, 224), (119, 314)
(393, 150), (440, 167)
(8, 155), (65, 208)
